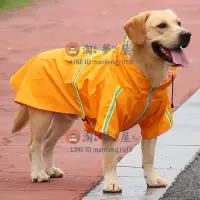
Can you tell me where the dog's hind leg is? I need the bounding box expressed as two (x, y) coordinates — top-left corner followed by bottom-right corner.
(29, 107), (54, 182)
(43, 113), (76, 178)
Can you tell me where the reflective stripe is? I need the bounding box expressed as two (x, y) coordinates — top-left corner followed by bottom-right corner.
(122, 35), (128, 54)
(123, 35), (128, 44)
(165, 108), (173, 127)
(101, 87), (123, 133)
(72, 52), (101, 116)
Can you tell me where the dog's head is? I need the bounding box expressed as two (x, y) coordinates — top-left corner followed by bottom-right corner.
(124, 9), (191, 67)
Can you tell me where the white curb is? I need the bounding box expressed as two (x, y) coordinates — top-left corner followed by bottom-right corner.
(83, 89), (200, 200)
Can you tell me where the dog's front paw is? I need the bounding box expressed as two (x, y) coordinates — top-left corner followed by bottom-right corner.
(103, 179), (122, 193)
(31, 170), (50, 183)
(145, 171), (168, 188)
(45, 167), (64, 178)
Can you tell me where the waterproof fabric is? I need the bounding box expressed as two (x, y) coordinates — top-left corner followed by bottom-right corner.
(10, 40), (178, 140)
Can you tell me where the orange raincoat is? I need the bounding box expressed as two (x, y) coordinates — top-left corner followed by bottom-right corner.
(10, 37), (177, 140)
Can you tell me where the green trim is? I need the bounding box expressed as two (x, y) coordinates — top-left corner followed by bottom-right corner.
(72, 53), (99, 116)
(122, 35), (128, 54)
(101, 87), (123, 133)
(123, 35), (128, 45)
(165, 108), (173, 127)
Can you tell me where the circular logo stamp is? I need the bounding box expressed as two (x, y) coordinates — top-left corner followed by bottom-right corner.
(65, 42), (80, 57)
(66, 129), (80, 144)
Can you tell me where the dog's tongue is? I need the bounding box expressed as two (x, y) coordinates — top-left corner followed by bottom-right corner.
(170, 48), (191, 67)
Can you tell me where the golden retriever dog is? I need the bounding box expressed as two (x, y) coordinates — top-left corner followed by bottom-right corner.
(11, 9), (191, 193)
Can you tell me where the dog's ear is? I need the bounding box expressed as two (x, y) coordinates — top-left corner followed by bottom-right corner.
(123, 12), (150, 45)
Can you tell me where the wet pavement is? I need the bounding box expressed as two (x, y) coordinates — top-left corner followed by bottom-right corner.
(83, 90), (200, 200)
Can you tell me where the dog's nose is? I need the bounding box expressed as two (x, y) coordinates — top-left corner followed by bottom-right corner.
(180, 31), (191, 48)
(181, 32), (191, 40)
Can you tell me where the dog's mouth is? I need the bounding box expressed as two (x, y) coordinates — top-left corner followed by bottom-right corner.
(152, 42), (191, 67)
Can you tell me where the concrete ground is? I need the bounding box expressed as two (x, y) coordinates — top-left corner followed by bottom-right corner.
(84, 90), (200, 199)
(0, 0), (200, 200)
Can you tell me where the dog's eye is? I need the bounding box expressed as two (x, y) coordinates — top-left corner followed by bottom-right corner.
(157, 23), (167, 28)
(178, 21), (181, 26)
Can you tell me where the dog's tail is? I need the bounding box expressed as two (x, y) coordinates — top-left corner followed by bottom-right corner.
(12, 105), (29, 133)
